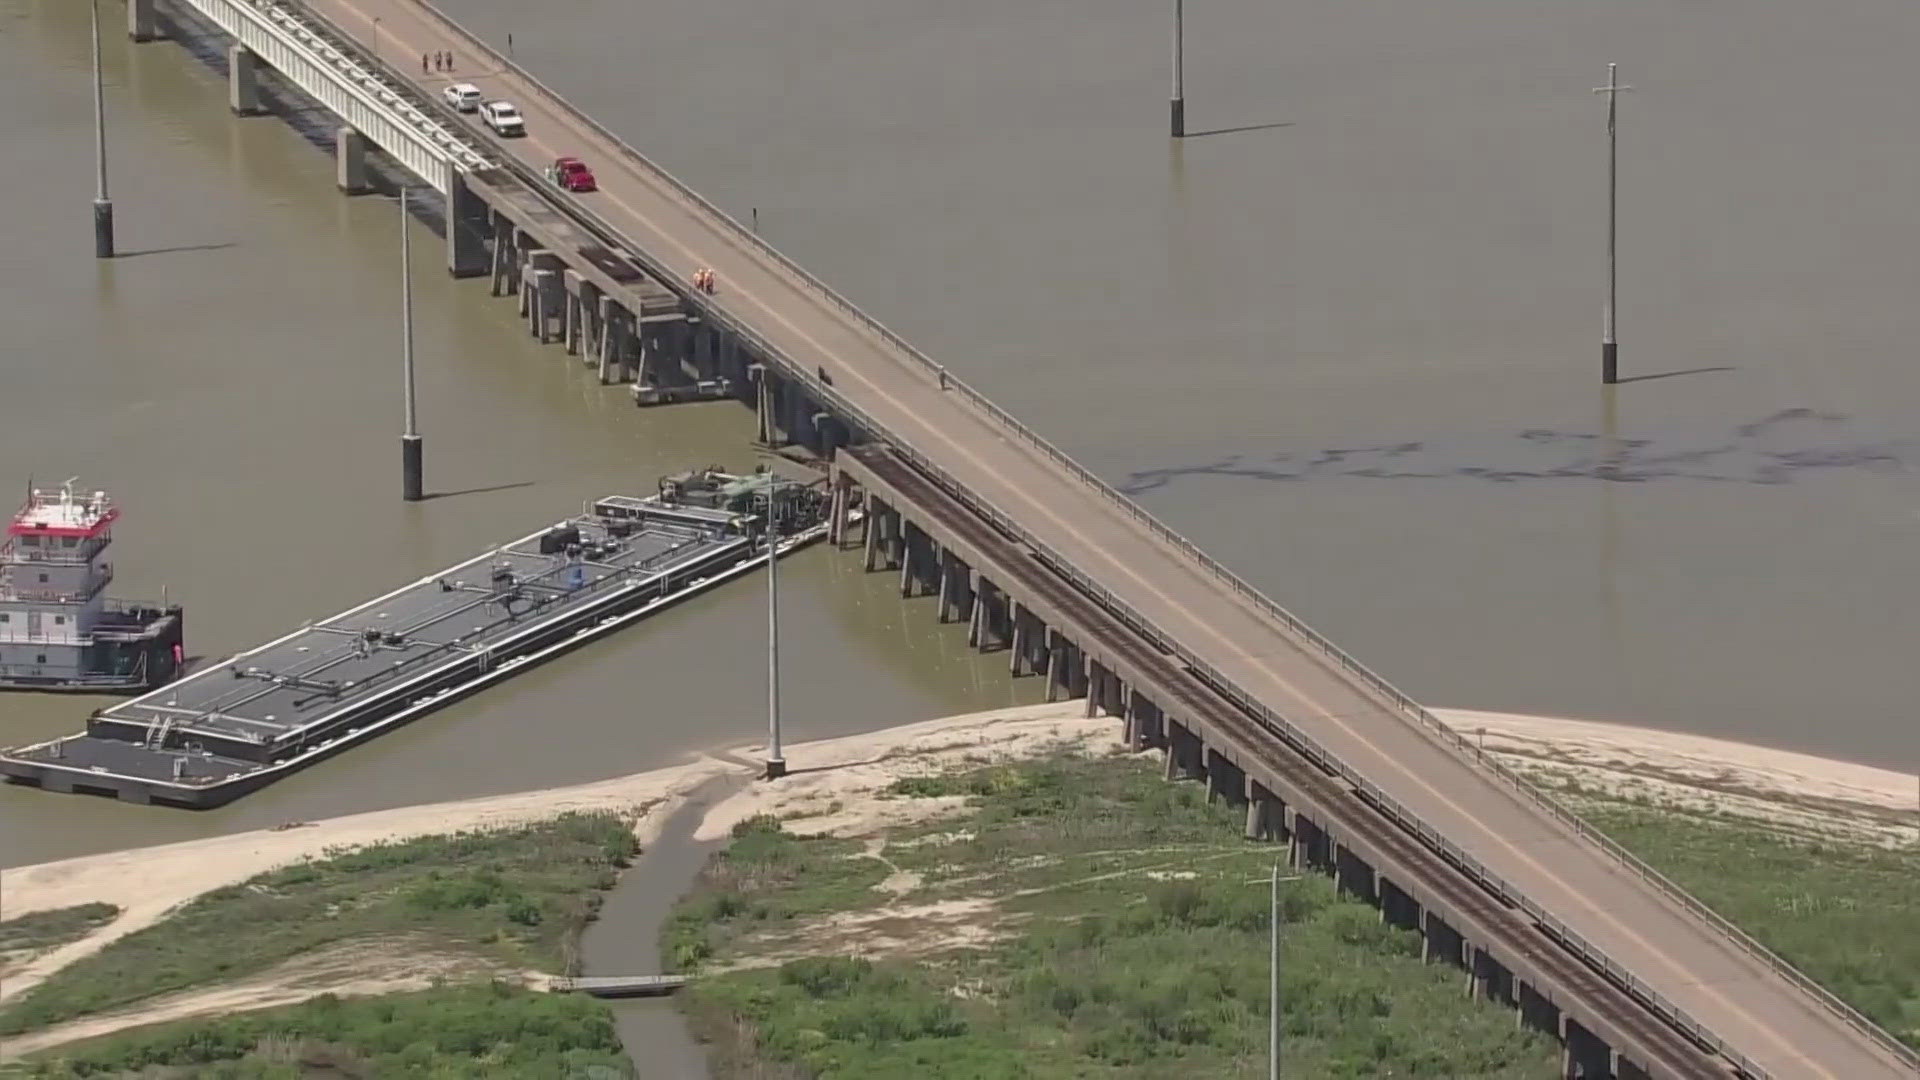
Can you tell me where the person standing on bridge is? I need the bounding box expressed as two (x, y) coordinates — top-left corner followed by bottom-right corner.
(421, 53), (431, 74)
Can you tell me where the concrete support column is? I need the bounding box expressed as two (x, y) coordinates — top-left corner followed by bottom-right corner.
(862, 495), (882, 571)
(128, 0), (160, 42)
(1008, 603), (1029, 676)
(228, 44), (264, 116)
(897, 525), (917, 598)
(1044, 631), (1067, 702)
(334, 128), (369, 194)
(935, 550), (955, 621)
(1244, 780), (1283, 841)
(596, 297), (618, 384)
(445, 169), (489, 278)
(561, 270), (585, 355)
(753, 365), (777, 446)
(827, 475), (851, 547)
(532, 270), (558, 342)
(489, 214), (515, 297)
(1561, 1017), (1613, 1079)
(966, 573), (987, 646)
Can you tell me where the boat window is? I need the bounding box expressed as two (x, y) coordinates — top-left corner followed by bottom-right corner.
(36, 654), (47, 664)
(54, 615), (65, 625)
(0, 613), (9, 622)
(21, 535), (38, 546)
(61, 536), (77, 547)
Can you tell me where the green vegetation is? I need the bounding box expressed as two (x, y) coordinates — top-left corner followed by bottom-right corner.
(0, 813), (636, 1037)
(667, 756), (1560, 1078)
(8, 982), (631, 1079)
(0, 904), (119, 958)
(1581, 804), (1920, 1050)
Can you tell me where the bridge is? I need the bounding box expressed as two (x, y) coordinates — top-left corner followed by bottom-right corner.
(547, 975), (687, 999)
(111, 1), (1916, 1077)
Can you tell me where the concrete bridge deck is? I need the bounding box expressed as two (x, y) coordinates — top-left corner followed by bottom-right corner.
(277, 1), (1911, 1074)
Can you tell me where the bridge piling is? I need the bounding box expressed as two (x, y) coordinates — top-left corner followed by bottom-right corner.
(444, 170), (489, 277)
(227, 44), (263, 116)
(127, 0), (159, 42)
(334, 127), (369, 194)
(561, 270), (583, 355)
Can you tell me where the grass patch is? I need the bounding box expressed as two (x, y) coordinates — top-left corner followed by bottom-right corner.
(1583, 804), (1920, 1049)
(0, 905), (119, 958)
(0, 812), (636, 1037)
(669, 755), (1559, 1078)
(8, 981), (631, 1078)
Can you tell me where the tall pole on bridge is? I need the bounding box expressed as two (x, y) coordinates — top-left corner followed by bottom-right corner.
(89, 0), (115, 258)
(400, 188), (424, 502)
(1170, 0), (1186, 137)
(764, 493), (787, 780)
(1594, 63), (1632, 385)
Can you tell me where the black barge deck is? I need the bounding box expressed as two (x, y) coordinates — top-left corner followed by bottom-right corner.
(0, 494), (824, 808)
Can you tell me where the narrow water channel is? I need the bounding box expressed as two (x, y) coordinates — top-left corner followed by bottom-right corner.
(577, 777), (740, 1078)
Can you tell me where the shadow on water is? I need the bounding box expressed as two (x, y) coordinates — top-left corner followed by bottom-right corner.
(1613, 365), (1738, 385)
(420, 480), (539, 501)
(580, 777), (741, 1079)
(1182, 121), (1293, 139)
(114, 242), (239, 259)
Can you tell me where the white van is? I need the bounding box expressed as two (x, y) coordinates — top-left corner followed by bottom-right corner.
(480, 100), (526, 137)
(442, 83), (482, 113)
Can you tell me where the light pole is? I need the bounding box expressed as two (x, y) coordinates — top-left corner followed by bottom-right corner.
(1255, 865), (1304, 1079)
(399, 188), (424, 501)
(1593, 63), (1633, 385)
(1170, 0), (1185, 137)
(764, 491), (786, 779)
(90, 0), (114, 258)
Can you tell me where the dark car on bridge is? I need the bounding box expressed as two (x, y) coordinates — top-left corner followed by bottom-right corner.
(547, 156), (597, 193)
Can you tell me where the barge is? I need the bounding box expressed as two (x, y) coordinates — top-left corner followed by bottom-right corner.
(0, 482), (184, 693)
(0, 469), (827, 808)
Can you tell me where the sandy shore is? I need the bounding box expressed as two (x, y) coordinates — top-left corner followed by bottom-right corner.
(1, 698), (1912, 1057)
(0, 701), (1109, 1010)
(1433, 708), (1918, 844)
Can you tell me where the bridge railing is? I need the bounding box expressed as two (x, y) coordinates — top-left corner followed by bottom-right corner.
(379, 4), (1911, 1070)
(175, 0), (489, 193)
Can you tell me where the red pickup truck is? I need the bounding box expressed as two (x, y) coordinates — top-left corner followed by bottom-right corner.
(547, 156), (597, 193)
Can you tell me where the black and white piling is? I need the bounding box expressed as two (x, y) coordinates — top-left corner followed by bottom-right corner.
(399, 188), (424, 501)
(1593, 63), (1632, 385)
(1170, 0), (1186, 137)
(90, 0), (114, 258)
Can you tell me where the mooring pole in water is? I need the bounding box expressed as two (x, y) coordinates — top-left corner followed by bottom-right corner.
(90, 0), (115, 258)
(1594, 63), (1632, 385)
(400, 187), (424, 502)
(1170, 0), (1186, 137)
(765, 502), (787, 779)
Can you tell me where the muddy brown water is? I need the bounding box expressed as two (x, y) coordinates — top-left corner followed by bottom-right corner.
(5, 0), (1918, 864)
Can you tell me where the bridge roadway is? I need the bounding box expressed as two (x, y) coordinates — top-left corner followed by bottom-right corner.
(292, 1), (1907, 1074)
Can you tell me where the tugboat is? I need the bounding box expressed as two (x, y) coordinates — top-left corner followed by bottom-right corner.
(0, 480), (184, 693)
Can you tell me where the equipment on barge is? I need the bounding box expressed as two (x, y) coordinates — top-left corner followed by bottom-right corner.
(0, 470), (822, 808)
(0, 481), (183, 692)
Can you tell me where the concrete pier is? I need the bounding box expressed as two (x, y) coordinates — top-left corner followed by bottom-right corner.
(334, 128), (369, 194)
(227, 44), (263, 116)
(127, 0), (159, 42)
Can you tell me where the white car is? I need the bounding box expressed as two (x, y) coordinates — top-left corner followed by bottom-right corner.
(442, 83), (482, 113)
(480, 100), (526, 137)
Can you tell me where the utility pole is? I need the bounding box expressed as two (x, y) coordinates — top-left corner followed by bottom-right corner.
(399, 188), (423, 501)
(1270, 862), (1281, 1080)
(1594, 63), (1632, 385)
(1170, 0), (1186, 137)
(90, 0), (114, 258)
(764, 494), (787, 779)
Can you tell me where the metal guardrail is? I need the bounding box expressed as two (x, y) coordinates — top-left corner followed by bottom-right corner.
(173, 0), (489, 193)
(363, 5), (1913, 1072)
